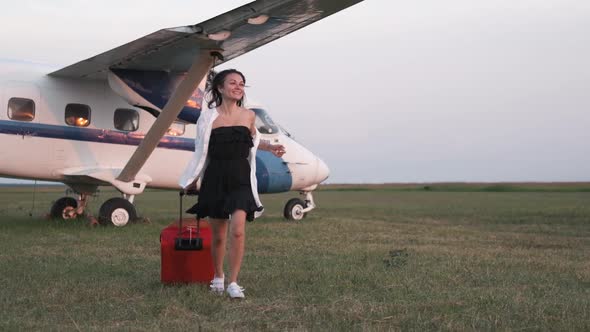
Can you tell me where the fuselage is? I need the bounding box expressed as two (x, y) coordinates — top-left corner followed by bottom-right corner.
(0, 60), (329, 194)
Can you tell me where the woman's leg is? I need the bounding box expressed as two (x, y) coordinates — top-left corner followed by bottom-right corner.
(209, 218), (228, 278)
(228, 210), (247, 283)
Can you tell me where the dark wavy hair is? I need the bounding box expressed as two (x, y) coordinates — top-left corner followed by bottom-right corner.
(206, 69), (246, 109)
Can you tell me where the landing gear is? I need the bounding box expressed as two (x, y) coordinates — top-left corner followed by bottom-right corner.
(98, 197), (137, 227)
(284, 198), (307, 220)
(283, 191), (317, 221)
(50, 192), (92, 220)
(50, 197), (78, 220)
(49, 185), (140, 227)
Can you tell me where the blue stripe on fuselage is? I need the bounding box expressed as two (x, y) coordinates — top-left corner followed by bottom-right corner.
(0, 120), (194, 151)
(0, 120), (291, 194)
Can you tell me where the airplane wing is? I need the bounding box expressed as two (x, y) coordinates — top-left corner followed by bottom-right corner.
(48, 0), (365, 192)
(49, 0), (364, 80)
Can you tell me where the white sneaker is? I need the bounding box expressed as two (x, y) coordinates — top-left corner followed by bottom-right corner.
(226, 282), (245, 299)
(210, 276), (225, 294)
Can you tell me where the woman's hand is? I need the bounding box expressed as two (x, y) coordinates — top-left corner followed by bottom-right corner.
(269, 144), (286, 158)
(259, 139), (286, 157)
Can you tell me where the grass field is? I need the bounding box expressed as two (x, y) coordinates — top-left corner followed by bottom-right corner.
(0, 184), (589, 331)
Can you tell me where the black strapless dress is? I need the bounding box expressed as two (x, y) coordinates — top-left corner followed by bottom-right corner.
(186, 126), (261, 221)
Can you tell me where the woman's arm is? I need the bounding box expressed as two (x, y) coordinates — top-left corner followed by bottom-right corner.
(259, 139), (286, 157)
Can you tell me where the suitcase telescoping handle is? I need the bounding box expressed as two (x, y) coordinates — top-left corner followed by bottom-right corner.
(175, 190), (203, 251)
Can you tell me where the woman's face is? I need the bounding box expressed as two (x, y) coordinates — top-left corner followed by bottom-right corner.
(220, 73), (245, 102)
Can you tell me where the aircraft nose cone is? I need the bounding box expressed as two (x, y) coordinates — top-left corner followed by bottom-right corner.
(316, 157), (330, 183)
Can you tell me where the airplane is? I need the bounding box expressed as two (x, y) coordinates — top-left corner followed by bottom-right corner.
(0, 0), (364, 226)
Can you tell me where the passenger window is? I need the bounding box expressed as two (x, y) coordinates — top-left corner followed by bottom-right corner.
(65, 104), (91, 127)
(114, 108), (139, 131)
(8, 97), (35, 121)
(166, 121), (185, 136)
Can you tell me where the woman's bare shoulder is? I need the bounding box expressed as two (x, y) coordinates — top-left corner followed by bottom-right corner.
(241, 107), (256, 119)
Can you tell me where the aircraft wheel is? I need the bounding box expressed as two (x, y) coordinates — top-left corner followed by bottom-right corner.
(283, 198), (307, 221)
(50, 197), (78, 220)
(98, 198), (137, 227)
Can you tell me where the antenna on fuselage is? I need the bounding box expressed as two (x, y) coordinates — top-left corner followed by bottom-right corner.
(29, 180), (37, 217)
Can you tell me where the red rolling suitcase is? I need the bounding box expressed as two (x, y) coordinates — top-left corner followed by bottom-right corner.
(160, 192), (214, 284)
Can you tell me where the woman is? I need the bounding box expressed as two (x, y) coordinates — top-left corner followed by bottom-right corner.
(178, 69), (285, 299)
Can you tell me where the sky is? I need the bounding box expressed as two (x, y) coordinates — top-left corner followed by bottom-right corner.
(1, 0), (589, 183)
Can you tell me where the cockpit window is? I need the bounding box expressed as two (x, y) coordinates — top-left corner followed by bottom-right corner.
(252, 108), (279, 134)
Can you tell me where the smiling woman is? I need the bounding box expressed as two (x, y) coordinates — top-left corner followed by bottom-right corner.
(179, 69), (288, 299)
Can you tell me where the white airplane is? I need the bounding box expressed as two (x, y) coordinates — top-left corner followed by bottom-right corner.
(0, 0), (363, 225)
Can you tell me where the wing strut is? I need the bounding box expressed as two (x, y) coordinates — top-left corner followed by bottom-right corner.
(116, 51), (217, 184)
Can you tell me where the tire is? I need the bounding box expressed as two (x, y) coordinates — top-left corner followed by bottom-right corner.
(50, 197), (78, 220)
(98, 198), (137, 227)
(283, 198), (307, 221)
